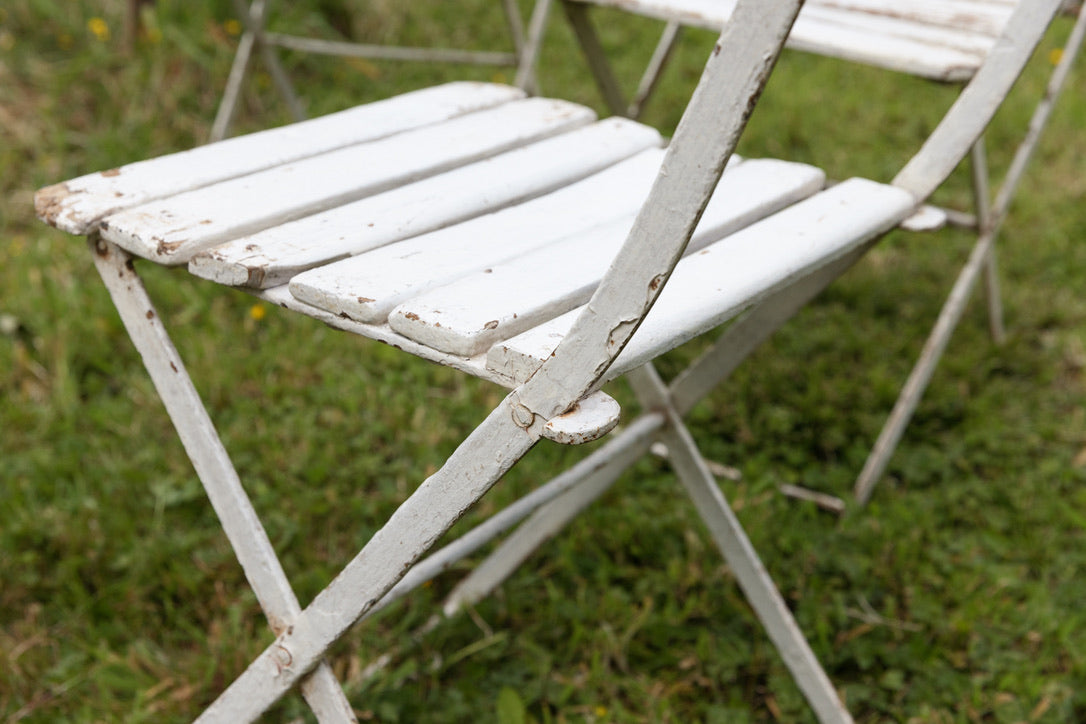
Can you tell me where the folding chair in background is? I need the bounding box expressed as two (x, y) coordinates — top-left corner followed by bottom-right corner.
(538, 0), (1086, 502)
(211, 0), (545, 141)
(34, 0), (1071, 720)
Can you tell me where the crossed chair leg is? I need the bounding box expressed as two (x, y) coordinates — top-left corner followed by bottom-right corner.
(89, 234), (857, 722)
(88, 236), (357, 722)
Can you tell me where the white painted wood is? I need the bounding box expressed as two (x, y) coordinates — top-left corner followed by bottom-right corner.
(488, 179), (916, 384)
(668, 248), (867, 416)
(197, 4), (817, 718)
(626, 363), (853, 724)
(211, 0), (307, 143)
(287, 148), (669, 314)
(802, 6), (1001, 48)
(968, 140), (1005, 344)
(265, 33), (517, 65)
(785, 13), (987, 81)
(515, 0), (555, 90)
(507, 0), (805, 444)
(189, 118), (661, 286)
(214, 0), (534, 140)
(198, 396), (541, 722)
(899, 204), (948, 232)
(442, 416), (659, 615)
(814, 0), (1012, 35)
(856, 0), (1086, 503)
(33, 0), (1074, 720)
(540, 390), (621, 444)
(442, 253), (866, 642)
(257, 285), (510, 387)
(210, 0), (265, 143)
(563, 0), (1013, 78)
(377, 412), (665, 621)
(389, 158), (824, 356)
(569, 0), (1012, 33)
(34, 82), (524, 235)
(100, 98), (597, 265)
(88, 239), (355, 723)
(565, 0), (735, 31)
(854, 225), (998, 504)
(893, 0), (1063, 199)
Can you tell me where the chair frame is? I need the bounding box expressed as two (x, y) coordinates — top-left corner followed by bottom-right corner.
(535, 0), (1086, 502)
(37, 0), (1070, 720)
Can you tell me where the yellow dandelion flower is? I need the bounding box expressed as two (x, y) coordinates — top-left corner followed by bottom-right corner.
(249, 303), (267, 321)
(87, 17), (110, 42)
(224, 19), (242, 37)
(594, 705), (608, 717)
(1049, 47), (1064, 66)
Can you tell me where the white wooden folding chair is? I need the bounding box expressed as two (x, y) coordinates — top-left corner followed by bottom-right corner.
(35, 0), (1069, 720)
(539, 0), (1086, 502)
(211, 0), (544, 141)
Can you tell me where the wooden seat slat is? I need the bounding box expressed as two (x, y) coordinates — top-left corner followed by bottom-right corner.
(486, 178), (916, 384)
(188, 118), (661, 287)
(258, 285), (509, 385)
(388, 159), (826, 357)
(35, 82), (524, 235)
(99, 98), (596, 265)
(287, 148), (671, 323)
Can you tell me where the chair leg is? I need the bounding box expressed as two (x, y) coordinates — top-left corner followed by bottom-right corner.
(211, 0), (305, 143)
(969, 138), (1006, 344)
(210, 8), (258, 142)
(88, 238), (355, 723)
(627, 364), (853, 724)
(198, 398), (540, 721)
(627, 21), (683, 119)
(257, 37), (307, 124)
(440, 413), (661, 616)
(852, 142), (1000, 505)
(560, 0), (631, 116)
(854, 8), (1086, 504)
(669, 249), (865, 414)
(509, 0), (549, 94)
(853, 229), (999, 505)
(983, 248), (1006, 343)
(443, 251), (868, 615)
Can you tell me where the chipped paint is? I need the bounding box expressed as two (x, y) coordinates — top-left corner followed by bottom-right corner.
(33, 182), (75, 227)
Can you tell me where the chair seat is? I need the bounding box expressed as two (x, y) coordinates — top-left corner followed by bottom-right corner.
(38, 82), (916, 392)
(568, 0), (1017, 80)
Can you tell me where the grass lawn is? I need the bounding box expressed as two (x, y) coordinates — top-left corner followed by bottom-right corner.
(2, 1), (1085, 721)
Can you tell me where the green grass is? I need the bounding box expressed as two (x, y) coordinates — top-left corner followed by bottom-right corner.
(2, 1), (1085, 721)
